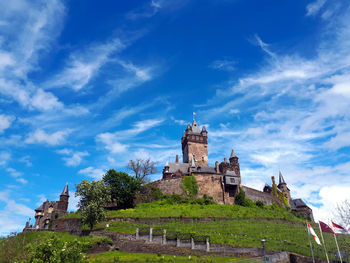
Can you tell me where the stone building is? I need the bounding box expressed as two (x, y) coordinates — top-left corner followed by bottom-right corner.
(23, 183), (69, 231)
(154, 118), (313, 219)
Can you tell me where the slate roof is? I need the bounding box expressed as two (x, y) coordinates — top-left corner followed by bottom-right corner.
(61, 183), (69, 196)
(166, 162), (189, 174)
(230, 149), (237, 158)
(191, 119), (201, 134)
(193, 165), (217, 174)
(278, 171), (286, 185)
(291, 198), (308, 209)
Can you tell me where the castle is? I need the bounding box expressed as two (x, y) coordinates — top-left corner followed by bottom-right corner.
(23, 183), (69, 231)
(154, 118), (313, 220)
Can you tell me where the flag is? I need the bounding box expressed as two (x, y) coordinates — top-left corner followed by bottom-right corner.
(307, 221), (321, 245)
(332, 221), (348, 235)
(319, 221), (335, 234)
(193, 112), (196, 115)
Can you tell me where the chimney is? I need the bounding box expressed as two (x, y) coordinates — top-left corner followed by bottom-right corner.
(215, 161), (219, 173)
(175, 155), (179, 163)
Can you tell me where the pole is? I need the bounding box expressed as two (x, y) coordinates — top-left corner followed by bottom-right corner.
(333, 233), (343, 263)
(306, 222), (315, 263)
(318, 222), (329, 263)
(329, 219), (343, 263)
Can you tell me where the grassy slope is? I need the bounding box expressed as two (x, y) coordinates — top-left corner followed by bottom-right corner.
(83, 202), (350, 261)
(88, 251), (245, 263)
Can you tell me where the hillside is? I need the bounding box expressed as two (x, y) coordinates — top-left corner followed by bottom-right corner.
(62, 201), (350, 262)
(2, 202), (350, 262)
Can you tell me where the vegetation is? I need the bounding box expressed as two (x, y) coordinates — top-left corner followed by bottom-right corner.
(126, 158), (158, 184)
(76, 179), (111, 230)
(181, 175), (199, 198)
(336, 199), (350, 227)
(0, 231), (112, 263)
(103, 169), (140, 209)
(88, 251), (243, 263)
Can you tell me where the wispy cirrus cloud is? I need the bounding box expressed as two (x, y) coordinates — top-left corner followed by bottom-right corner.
(306, 0), (327, 16)
(48, 38), (124, 91)
(210, 59), (236, 71)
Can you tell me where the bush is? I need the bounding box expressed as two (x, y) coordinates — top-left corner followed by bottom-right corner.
(25, 236), (87, 263)
(235, 188), (255, 207)
(181, 175), (198, 198)
(255, 200), (264, 208)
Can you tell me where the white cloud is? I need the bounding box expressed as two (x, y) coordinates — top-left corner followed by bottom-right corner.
(30, 89), (63, 111)
(25, 129), (70, 146)
(78, 166), (105, 180)
(0, 152), (11, 166)
(96, 133), (128, 154)
(6, 167), (22, 178)
(210, 59), (236, 71)
(57, 148), (89, 166)
(49, 38), (124, 91)
(306, 0), (327, 16)
(0, 114), (15, 133)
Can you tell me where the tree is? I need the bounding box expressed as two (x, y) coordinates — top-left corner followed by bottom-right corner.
(103, 169), (141, 209)
(336, 199), (350, 227)
(126, 158), (158, 184)
(75, 180), (111, 230)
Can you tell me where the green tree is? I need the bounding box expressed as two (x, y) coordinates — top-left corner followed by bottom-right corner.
(103, 169), (141, 209)
(26, 236), (87, 263)
(75, 180), (111, 230)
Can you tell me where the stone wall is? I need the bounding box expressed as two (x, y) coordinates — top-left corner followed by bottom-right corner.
(52, 218), (82, 235)
(242, 186), (283, 206)
(152, 174), (235, 204)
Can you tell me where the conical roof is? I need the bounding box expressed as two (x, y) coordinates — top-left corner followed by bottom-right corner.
(61, 182), (69, 196)
(278, 171), (286, 185)
(191, 119), (201, 134)
(230, 149), (237, 158)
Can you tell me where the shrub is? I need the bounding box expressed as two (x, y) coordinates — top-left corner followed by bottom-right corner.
(255, 200), (264, 208)
(181, 175), (198, 198)
(25, 236), (87, 263)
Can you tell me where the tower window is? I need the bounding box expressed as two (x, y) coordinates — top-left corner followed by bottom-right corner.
(202, 156), (204, 162)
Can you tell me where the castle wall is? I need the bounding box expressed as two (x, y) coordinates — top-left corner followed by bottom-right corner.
(242, 186), (283, 206)
(152, 174), (235, 205)
(187, 143), (208, 166)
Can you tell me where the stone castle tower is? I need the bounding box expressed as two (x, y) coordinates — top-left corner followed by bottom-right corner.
(277, 171), (291, 204)
(181, 119), (208, 166)
(23, 183), (69, 231)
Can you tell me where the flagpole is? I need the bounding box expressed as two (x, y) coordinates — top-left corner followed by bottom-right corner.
(307, 221), (315, 263)
(333, 232), (343, 263)
(318, 222), (329, 263)
(330, 219), (343, 263)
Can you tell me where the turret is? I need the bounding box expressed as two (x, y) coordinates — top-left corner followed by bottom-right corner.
(277, 171), (291, 205)
(229, 149), (241, 178)
(58, 183), (69, 211)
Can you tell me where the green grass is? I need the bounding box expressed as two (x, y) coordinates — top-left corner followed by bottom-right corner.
(88, 250), (246, 263)
(0, 231), (112, 262)
(98, 220), (350, 261)
(104, 202), (305, 222)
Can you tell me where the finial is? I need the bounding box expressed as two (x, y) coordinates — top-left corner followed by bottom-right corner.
(193, 112), (196, 121)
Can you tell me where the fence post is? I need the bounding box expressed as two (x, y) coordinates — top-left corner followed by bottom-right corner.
(206, 237), (210, 252)
(191, 237), (195, 250)
(136, 227), (139, 240)
(149, 227), (153, 242)
(162, 229), (167, 245)
(176, 237), (180, 247)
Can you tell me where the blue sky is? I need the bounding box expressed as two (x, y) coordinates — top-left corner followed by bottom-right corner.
(1, 0), (350, 235)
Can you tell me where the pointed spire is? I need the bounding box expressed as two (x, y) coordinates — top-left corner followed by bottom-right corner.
(230, 149), (237, 159)
(61, 182), (69, 196)
(278, 171), (286, 185)
(165, 161), (169, 166)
